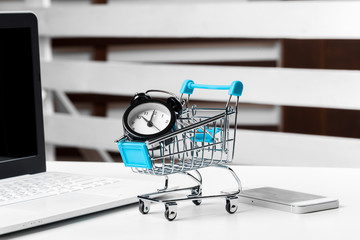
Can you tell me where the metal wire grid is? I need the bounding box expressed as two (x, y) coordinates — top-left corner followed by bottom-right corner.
(131, 106), (236, 176)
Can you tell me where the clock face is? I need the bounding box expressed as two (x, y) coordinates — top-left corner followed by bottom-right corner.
(123, 100), (176, 139)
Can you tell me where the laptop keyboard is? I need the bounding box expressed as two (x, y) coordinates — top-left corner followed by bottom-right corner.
(0, 172), (121, 207)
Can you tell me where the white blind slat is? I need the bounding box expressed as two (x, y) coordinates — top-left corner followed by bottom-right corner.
(42, 61), (360, 110)
(44, 114), (360, 168)
(7, 2), (360, 39)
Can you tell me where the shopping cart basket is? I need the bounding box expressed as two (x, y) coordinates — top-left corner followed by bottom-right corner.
(116, 79), (244, 221)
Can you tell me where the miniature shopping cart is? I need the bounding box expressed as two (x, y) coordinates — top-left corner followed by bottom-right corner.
(116, 79), (243, 221)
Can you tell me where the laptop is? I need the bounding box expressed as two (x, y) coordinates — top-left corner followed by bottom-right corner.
(0, 12), (151, 235)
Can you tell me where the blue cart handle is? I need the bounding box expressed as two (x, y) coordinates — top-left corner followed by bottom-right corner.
(180, 79), (243, 96)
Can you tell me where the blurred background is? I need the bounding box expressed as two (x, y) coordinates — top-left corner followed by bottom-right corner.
(1, 0), (359, 165)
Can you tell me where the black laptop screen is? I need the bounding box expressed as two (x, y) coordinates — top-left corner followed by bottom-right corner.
(0, 27), (37, 161)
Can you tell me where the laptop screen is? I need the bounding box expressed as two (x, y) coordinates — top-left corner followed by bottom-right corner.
(0, 13), (45, 179)
(0, 27), (38, 162)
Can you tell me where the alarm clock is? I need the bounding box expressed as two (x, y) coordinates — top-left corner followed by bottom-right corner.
(123, 91), (182, 141)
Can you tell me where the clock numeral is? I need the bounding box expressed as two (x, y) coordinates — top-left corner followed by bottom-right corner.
(165, 120), (169, 124)
(131, 121), (135, 125)
(161, 114), (164, 118)
(144, 111), (149, 115)
(137, 115), (141, 119)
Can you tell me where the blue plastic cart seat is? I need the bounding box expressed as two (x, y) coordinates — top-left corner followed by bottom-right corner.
(193, 127), (221, 143)
(117, 141), (152, 169)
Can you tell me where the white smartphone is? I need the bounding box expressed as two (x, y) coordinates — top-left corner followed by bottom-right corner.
(238, 187), (339, 214)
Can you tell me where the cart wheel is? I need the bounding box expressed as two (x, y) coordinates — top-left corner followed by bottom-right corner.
(192, 199), (202, 206)
(164, 202), (177, 221)
(225, 196), (238, 214)
(139, 200), (150, 214)
(191, 187), (202, 206)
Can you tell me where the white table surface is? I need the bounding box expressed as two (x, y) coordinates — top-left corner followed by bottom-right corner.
(3, 161), (359, 240)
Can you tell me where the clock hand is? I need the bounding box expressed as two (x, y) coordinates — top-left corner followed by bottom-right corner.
(141, 116), (161, 132)
(147, 111), (156, 128)
(151, 124), (161, 132)
(149, 110), (156, 122)
(141, 116), (151, 125)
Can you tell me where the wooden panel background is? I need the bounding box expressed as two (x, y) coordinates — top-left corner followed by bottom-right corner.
(282, 40), (360, 138)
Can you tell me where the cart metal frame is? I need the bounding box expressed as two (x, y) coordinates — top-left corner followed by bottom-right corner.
(117, 80), (244, 221)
